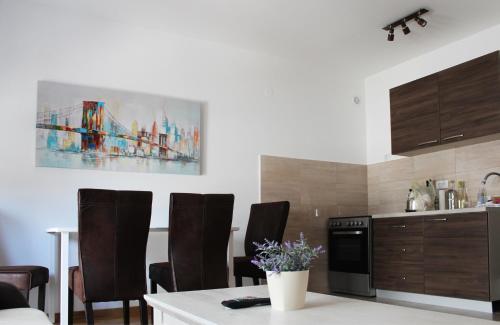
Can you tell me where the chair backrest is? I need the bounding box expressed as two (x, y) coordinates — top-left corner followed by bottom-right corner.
(168, 193), (234, 291)
(244, 201), (290, 256)
(78, 189), (152, 302)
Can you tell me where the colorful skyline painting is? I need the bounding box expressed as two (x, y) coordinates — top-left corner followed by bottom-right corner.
(36, 81), (201, 175)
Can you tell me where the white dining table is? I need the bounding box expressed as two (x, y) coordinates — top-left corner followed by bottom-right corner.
(46, 226), (239, 325)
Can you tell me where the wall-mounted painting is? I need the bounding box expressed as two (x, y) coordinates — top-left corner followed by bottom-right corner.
(36, 81), (201, 175)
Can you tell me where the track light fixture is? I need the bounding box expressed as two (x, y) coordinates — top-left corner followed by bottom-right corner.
(401, 21), (410, 35)
(415, 16), (427, 27)
(383, 8), (429, 41)
(387, 27), (394, 41)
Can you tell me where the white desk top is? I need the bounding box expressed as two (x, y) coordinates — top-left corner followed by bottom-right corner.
(46, 226), (240, 233)
(144, 286), (495, 325)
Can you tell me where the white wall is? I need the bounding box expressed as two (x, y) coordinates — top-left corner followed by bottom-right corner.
(0, 0), (366, 311)
(365, 24), (500, 164)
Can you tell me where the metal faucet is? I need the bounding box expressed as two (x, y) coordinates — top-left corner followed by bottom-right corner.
(477, 172), (500, 206)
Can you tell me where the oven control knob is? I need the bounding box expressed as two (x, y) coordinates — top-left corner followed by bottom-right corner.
(359, 221), (364, 226)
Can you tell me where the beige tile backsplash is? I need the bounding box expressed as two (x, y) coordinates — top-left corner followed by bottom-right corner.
(368, 139), (500, 214)
(260, 155), (367, 294)
(260, 140), (500, 293)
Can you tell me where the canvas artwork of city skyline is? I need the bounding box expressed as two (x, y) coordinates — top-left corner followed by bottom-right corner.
(36, 81), (202, 175)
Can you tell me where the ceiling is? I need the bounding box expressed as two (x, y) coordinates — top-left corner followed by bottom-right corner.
(32, 0), (500, 78)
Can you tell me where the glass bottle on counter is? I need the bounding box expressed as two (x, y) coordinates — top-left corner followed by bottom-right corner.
(446, 180), (458, 210)
(457, 180), (470, 209)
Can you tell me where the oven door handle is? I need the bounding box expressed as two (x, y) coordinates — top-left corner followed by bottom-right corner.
(332, 231), (363, 235)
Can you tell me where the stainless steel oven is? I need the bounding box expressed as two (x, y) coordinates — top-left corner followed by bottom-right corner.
(328, 216), (375, 297)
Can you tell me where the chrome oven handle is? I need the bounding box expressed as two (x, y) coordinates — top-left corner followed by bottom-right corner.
(332, 231), (363, 235)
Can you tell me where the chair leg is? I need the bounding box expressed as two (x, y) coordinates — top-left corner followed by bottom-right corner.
(37, 284), (46, 311)
(235, 276), (243, 287)
(85, 302), (94, 325)
(150, 280), (157, 324)
(123, 300), (130, 325)
(68, 288), (74, 325)
(150, 280), (157, 294)
(139, 298), (148, 325)
(252, 277), (260, 285)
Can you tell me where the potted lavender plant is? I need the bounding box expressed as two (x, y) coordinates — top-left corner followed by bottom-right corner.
(251, 233), (324, 311)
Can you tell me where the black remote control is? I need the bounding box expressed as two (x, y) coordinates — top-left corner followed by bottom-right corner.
(221, 296), (271, 309)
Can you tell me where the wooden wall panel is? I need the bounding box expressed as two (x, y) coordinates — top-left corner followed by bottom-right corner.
(260, 155), (368, 294)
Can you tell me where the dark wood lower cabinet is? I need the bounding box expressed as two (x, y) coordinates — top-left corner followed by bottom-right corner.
(373, 217), (424, 294)
(423, 214), (489, 301)
(373, 212), (494, 301)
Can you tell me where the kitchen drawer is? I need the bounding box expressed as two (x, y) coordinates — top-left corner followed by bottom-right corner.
(373, 217), (423, 241)
(374, 263), (424, 294)
(423, 213), (487, 238)
(374, 242), (423, 265)
(425, 268), (489, 301)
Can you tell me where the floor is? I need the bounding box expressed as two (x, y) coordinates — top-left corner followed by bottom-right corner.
(56, 307), (143, 325)
(334, 293), (500, 322)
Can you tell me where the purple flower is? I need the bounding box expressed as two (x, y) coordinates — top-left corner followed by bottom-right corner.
(251, 232), (324, 273)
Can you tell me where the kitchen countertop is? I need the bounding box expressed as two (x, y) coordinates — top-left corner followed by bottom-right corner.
(372, 206), (496, 219)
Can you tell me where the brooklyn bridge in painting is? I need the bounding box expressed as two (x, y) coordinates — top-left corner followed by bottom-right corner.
(36, 81), (201, 175)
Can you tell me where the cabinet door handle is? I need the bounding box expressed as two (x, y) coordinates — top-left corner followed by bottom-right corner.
(401, 248), (406, 253)
(429, 218), (447, 222)
(442, 134), (464, 141)
(391, 225), (406, 228)
(402, 276), (406, 280)
(417, 139), (438, 146)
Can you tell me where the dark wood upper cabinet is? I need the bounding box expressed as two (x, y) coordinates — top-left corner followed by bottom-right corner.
(390, 51), (500, 155)
(439, 52), (500, 143)
(390, 74), (440, 154)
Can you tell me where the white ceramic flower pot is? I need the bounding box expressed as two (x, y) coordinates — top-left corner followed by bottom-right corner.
(266, 270), (309, 311)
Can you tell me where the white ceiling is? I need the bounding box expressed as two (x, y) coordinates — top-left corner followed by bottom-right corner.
(32, 0), (500, 78)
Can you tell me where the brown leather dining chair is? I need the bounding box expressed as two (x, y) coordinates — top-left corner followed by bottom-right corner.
(0, 265), (49, 311)
(69, 189), (153, 325)
(149, 193), (234, 295)
(234, 201), (290, 286)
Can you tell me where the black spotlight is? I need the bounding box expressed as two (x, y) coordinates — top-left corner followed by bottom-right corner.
(401, 21), (411, 35)
(415, 16), (427, 27)
(388, 28), (394, 41)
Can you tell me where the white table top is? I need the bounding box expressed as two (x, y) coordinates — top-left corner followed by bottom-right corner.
(46, 226), (240, 233)
(144, 286), (495, 325)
